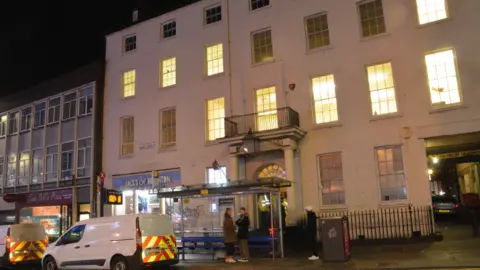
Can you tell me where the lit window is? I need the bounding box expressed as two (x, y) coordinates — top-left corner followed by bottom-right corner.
(0, 115), (6, 136)
(366, 62), (397, 115)
(358, 0), (386, 38)
(376, 145), (407, 201)
(256, 87), (277, 131)
(250, 0), (270, 11)
(252, 29), (274, 64)
(206, 44), (224, 76)
(207, 98), (225, 141)
(161, 57), (176, 87)
(124, 35), (136, 52)
(123, 70), (136, 98)
(318, 153), (345, 205)
(416, 0), (447, 25)
(305, 13), (330, 50)
(204, 5), (222, 25)
(425, 49), (460, 105)
(207, 166), (227, 184)
(312, 75), (338, 124)
(121, 116), (134, 155)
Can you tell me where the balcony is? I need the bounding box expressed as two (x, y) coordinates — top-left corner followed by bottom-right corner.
(221, 107), (305, 141)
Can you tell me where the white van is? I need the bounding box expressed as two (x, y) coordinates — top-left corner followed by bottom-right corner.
(0, 223), (49, 268)
(42, 214), (178, 270)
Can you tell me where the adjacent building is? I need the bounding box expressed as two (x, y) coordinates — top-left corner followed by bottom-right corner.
(103, 0), (480, 235)
(0, 62), (104, 239)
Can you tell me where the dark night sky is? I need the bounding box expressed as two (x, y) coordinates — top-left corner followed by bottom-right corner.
(0, 0), (200, 97)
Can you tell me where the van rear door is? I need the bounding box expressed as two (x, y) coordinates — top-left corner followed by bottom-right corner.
(138, 215), (176, 264)
(9, 224), (48, 263)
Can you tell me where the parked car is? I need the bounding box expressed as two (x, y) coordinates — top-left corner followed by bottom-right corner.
(42, 214), (178, 270)
(0, 223), (49, 268)
(432, 195), (459, 215)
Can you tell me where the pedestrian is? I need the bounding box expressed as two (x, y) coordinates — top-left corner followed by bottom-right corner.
(236, 207), (250, 262)
(305, 206), (319, 260)
(223, 207), (237, 263)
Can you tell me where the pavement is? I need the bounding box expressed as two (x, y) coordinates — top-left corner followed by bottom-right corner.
(168, 221), (480, 270)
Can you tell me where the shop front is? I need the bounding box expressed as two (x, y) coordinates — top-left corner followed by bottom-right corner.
(16, 187), (92, 242)
(111, 169), (182, 217)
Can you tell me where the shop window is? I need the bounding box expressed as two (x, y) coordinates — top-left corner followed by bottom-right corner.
(61, 142), (74, 180)
(77, 138), (92, 178)
(48, 97), (60, 124)
(46, 145), (58, 182)
(31, 149), (43, 184)
(79, 204), (90, 221)
(20, 206), (62, 240)
(207, 166), (227, 184)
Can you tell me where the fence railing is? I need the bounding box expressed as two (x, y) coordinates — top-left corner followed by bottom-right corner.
(317, 205), (435, 241)
(224, 107), (300, 138)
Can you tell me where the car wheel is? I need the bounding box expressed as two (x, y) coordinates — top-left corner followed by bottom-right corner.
(110, 256), (129, 270)
(43, 256), (58, 270)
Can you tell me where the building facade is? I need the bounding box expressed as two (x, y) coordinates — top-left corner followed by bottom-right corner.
(103, 0), (480, 232)
(0, 62), (104, 239)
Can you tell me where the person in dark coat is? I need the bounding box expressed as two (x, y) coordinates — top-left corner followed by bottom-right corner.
(305, 206), (319, 260)
(235, 207), (250, 262)
(223, 208), (237, 263)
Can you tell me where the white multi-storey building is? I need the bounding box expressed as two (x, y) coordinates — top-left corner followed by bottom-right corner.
(103, 0), (480, 232)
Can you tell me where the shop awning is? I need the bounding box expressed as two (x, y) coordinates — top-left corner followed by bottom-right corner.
(151, 177), (291, 198)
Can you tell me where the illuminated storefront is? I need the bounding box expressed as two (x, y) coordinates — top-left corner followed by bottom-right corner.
(111, 169), (182, 217)
(17, 188), (91, 241)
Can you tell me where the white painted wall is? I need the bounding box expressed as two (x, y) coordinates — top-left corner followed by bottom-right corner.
(104, 0), (480, 213)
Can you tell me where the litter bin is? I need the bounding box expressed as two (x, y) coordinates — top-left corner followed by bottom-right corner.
(320, 216), (350, 262)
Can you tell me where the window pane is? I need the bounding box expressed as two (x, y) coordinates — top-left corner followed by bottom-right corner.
(206, 98), (225, 141)
(161, 57), (176, 87)
(366, 62), (398, 115)
(416, 0), (447, 25)
(123, 70), (136, 98)
(312, 75), (338, 124)
(376, 146), (407, 201)
(205, 44), (224, 76)
(318, 153), (345, 206)
(425, 49), (460, 105)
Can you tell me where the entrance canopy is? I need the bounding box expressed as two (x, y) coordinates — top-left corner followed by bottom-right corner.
(150, 177), (291, 198)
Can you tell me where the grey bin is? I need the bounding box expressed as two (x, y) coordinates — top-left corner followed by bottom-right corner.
(320, 216), (351, 262)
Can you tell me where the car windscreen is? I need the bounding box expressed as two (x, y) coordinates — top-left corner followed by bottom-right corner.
(10, 224), (46, 241)
(139, 215), (173, 236)
(432, 196), (457, 203)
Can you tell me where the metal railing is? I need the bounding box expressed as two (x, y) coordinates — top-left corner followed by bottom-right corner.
(317, 205), (435, 240)
(224, 107), (300, 138)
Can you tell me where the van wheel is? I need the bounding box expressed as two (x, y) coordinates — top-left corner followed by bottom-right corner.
(43, 256), (58, 270)
(110, 255), (129, 270)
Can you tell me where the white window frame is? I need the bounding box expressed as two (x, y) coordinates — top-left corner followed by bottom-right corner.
(206, 98), (225, 141)
(205, 43), (224, 76)
(6, 155), (16, 187)
(77, 137), (92, 178)
(61, 141), (75, 181)
(123, 34), (137, 53)
(20, 106), (32, 132)
(31, 148), (43, 184)
(0, 115), (7, 137)
(206, 166), (227, 184)
(425, 48), (462, 107)
(34, 102), (46, 128)
(204, 4), (222, 25)
(18, 152), (30, 186)
(311, 74), (339, 124)
(375, 145), (407, 202)
(121, 116), (135, 156)
(357, 0), (386, 38)
(416, 0), (449, 25)
(317, 152), (345, 206)
(366, 61), (398, 116)
(8, 112), (19, 135)
(123, 70), (136, 98)
(250, 0), (270, 11)
(304, 13), (330, 51)
(251, 28), (274, 64)
(255, 86), (278, 131)
(161, 20), (176, 39)
(78, 88), (94, 116)
(46, 145), (58, 183)
(160, 108), (176, 148)
(63, 92), (77, 120)
(47, 97), (61, 124)
(161, 57), (177, 87)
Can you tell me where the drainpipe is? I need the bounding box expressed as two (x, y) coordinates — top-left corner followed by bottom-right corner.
(226, 0), (233, 116)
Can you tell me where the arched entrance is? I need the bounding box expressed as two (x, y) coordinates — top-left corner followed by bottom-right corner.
(255, 164), (288, 231)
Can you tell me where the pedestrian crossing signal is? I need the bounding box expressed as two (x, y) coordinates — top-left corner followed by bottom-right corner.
(104, 189), (123, 205)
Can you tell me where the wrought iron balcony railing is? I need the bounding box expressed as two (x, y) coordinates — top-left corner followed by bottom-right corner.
(224, 107), (300, 138)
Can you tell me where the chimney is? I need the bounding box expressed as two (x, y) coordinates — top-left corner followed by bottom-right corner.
(132, 9), (138, 22)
